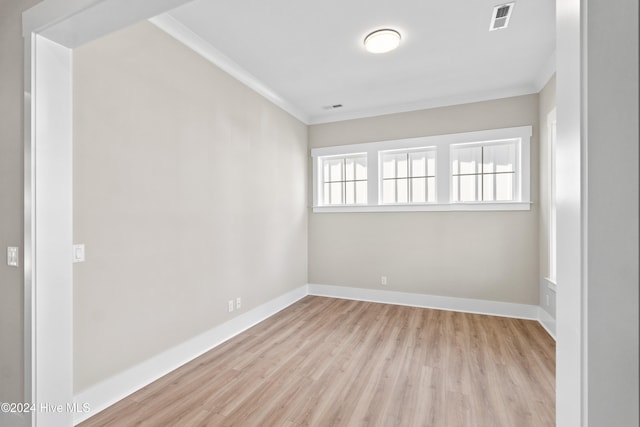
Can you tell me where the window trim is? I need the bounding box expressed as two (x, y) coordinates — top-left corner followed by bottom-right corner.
(311, 126), (532, 213)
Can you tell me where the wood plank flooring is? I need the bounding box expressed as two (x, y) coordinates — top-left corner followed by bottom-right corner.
(79, 296), (555, 426)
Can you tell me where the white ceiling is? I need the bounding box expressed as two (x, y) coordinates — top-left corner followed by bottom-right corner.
(156, 0), (555, 124)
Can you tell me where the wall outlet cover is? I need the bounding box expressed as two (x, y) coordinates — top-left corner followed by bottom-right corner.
(7, 247), (19, 267)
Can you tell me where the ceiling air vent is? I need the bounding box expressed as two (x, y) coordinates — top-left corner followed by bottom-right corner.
(489, 2), (515, 31)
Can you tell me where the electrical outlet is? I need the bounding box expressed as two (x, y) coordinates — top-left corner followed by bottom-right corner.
(381, 276), (387, 286)
(7, 247), (19, 267)
(236, 297), (241, 310)
(228, 300), (234, 312)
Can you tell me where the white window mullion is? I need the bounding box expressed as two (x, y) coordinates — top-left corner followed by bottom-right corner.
(367, 149), (379, 205)
(438, 144), (450, 204)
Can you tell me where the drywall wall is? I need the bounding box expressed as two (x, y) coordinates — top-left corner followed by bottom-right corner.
(538, 75), (556, 318)
(0, 0), (42, 406)
(308, 95), (539, 304)
(73, 21), (308, 392)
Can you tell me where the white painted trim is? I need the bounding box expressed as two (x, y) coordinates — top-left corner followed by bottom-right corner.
(32, 34), (74, 427)
(543, 277), (558, 292)
(538, 306), (557, 340)
(307, 284), (540, 320)
(149, 14), (309, 124)
(23, 0), (192, 48)
(73, 285), (308, 425)
(555, 0), (586, 422)
(313, 202), (532, 213)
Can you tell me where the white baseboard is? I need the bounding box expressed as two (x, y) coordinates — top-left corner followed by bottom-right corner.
(308, 283), (540, 320)
(538, 306), (557, 340)
(73, 285), (308, 425)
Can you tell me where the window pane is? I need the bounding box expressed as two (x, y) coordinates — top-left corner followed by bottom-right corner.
(320, 154), (367, 206)
(410, 152), (426, 176)
(397, 178), (408, 203)
(329, 182), (343, 204)
(382, 179), (396, 203)
(495, 173), (514, 201)
(345, 158), (355, 181)
(327, 158), (343, 182)
(396, 155), (408, 178)
(459, 174), (479, 202)
(426, 177), (436, 202)
(483, 143), (515, 173)
(355, 181), (367, 204)
(345, 180), (355, 204)
(483, 174), (495, 201)
(355, 156), (367, 180)
(382, 154), (397, 179)
(452, 146), (481, 175)
(426, 151), (436, 176)
(410, 177), (426, 203)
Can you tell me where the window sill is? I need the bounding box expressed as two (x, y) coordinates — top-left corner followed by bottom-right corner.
(312, 202), (532, 213)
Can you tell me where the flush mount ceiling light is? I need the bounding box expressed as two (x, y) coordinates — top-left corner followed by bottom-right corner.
(363, 29), (401, 54)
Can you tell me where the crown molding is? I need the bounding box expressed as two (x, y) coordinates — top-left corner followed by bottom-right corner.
(150, 13), (310, 124)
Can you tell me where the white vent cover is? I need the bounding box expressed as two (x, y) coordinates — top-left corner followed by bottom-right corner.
(490, 2), (515, 31)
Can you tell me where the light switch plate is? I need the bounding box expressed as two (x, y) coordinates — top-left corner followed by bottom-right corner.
(73, 244), (85, 263)
(7, 247), (19, 267)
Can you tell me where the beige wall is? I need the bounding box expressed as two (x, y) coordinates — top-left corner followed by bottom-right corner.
(73, 21), (308, 392)
(0, 0), (42, 404)
(308, 95), (540, 304)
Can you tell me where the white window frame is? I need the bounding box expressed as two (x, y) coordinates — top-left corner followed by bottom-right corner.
(317, 153), (368, 206)
(311, 126), (532, 213)
(379, 147), (438, 205)
(450, 139), (521, 203)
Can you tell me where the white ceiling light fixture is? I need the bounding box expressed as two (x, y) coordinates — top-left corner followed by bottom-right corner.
(364, 29), (401, 54)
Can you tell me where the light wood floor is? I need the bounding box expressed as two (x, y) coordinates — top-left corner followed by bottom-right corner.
(79, 296), (555, 427)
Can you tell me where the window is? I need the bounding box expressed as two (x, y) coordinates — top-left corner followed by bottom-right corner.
(319, 154), (367, 205)
(381, 149), (436, 203)
(311, 126), (531, 212)
(451, 141), (518, 202)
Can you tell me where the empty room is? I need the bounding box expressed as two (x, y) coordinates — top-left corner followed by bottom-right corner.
(1, 0), (638, 426)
